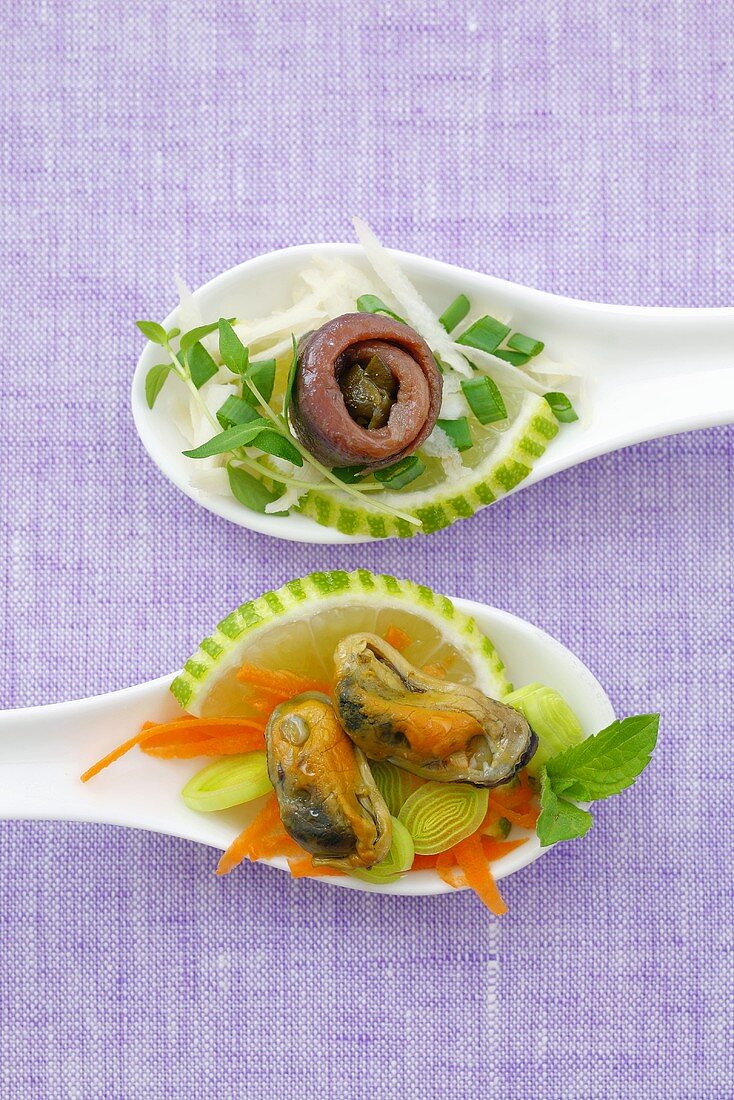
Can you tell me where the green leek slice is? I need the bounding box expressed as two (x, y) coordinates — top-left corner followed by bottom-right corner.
(349, 816), (415, 884)
(181, 751), (272, 812)
(370, 761), (412, 817)
(504, 683), (584, 775)
(398, 781), (488, 855)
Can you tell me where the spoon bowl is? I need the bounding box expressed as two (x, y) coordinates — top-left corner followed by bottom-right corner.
(0, 598), (614, 896)
(131, 243), (734, 543)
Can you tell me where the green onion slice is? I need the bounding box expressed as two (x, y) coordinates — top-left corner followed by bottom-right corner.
(494, 349), (531, 367)
(439, 294), (470, 334)
(436, 416), (472, 452)
(332, 464), (367, 484)
(398, 781), (489, 855)
(356, 294), (406, 324)
(460, 376), (507, 424)
(456, 315), (510, 355)
(181, 751), (273, 813)
(507, 332), (544, 358)
(349, 816), (415, 884)
(504, 682), (584, 775)
(373, 455), (425, 490)
(544, 392), (579, 423)
(370, 762), (412, 817)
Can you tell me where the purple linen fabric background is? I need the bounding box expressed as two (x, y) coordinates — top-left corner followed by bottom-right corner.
(0, 1), (732, 1097)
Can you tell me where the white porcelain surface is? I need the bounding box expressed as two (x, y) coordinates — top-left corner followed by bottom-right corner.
(0, 599), (614, 896)
(131, 244), (734, 543)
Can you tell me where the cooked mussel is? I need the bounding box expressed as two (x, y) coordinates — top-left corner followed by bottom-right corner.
(265, 692), (391, 869)
(332, 634), (537, 787)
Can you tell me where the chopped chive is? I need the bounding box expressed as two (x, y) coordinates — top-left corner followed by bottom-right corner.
(374, 455), (425, 490)
(187, 341), (219, 389)
(436, 417), (473, 452)
(494, 348), (532, 367)
(507, 333), (544, 358)
(332, 465), (367, 484)
(456, 315), (510, 355)
(544, 392), (579, 423)
(243, 359), (276, 405)
(356, 294), (406, 324)
(460, 376), (507, 424)
(216, 395), (262, 429)
(439, 294), (470, 334)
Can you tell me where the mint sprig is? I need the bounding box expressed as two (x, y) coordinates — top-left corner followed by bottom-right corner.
(536, 713), (659, 847)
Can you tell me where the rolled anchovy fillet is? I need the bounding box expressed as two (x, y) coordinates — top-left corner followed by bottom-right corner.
(290, 313), (443, 470)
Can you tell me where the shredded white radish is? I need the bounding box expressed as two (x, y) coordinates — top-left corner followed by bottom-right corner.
(264, 458), (322, 513)
(449, 341), (547, 396)
(352, 217), (473, 377)
(422, 425), (465, 481)
(189, 466), (231, 497)
(174, 275), (202, 334)
(439, 372), (470, 419)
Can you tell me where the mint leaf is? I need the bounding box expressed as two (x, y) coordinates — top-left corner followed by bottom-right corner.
(227, 464), (287, 515)
(546, 714), (659, 801)
(187, 341), (218, 389)
(182, 421), (269, 458)
(136, 320), (168, 346)
(145, 363), (172, 409)
(218, 318), (249, 375)
(536, 770), (593, 847)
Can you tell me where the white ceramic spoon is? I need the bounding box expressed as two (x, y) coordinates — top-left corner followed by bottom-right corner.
(132, 243), (734, 544)
(0, 599), (614, 897)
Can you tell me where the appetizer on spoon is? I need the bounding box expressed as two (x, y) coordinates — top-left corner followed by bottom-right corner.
(131, 220), (734, 542)
(0, 572), (657, 913)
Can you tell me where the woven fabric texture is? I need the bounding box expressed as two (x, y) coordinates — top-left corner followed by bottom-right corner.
(0, 2), (732, 1098)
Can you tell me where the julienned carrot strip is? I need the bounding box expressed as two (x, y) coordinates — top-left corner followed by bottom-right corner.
(421, 663), (446, 679)
(287, 857), (342, 879)
(436, 850), (465, 889)
(383, 625), (412, 652)
(216, 794), (282, 876)
(79, 722), (157, 783)
(481, 837), (529, 862)
(81, 716), (267, 782)
(497, 807), (539, 829)
(236, 663), (330, 698)
(141, 732), (266, 759)
(453, 834), (507, 916)
(411, 854), (440, 870)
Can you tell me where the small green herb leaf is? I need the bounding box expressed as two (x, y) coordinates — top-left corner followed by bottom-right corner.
(374, 455), (425, 490)
(244, 360), (276, 405)
(544, 392), (579, 423)
(356, 294), (406, 324)
(182, 421), (270, 458)
(136, 320), (168, 346)
(187, 341), (219, 389)
(253, 429), (303, 467)
(283, 335), (299, 416)
(145, 363), (172, 409)
(218, 318), (249, 375)
(460, 376), (507, 424)
(438, 294), (470, 334)
(179, 318), (237, 355)
(536, 770), (593, 847)
(216, 395), (262, 429)
(456, 315), (511, 355)
(546, 714), (660, 801)
(331, 465), (367, 484)
(227, 463), (287, 515)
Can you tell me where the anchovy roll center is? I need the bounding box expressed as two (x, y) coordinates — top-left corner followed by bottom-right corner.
(290, 313), (443, 470)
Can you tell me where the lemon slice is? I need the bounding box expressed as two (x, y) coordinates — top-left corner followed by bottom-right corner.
(171, 570), (511, 716)
(297, 393), (558, 539)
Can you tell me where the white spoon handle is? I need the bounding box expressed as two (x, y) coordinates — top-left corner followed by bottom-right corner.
(0, 677), (178, 824)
